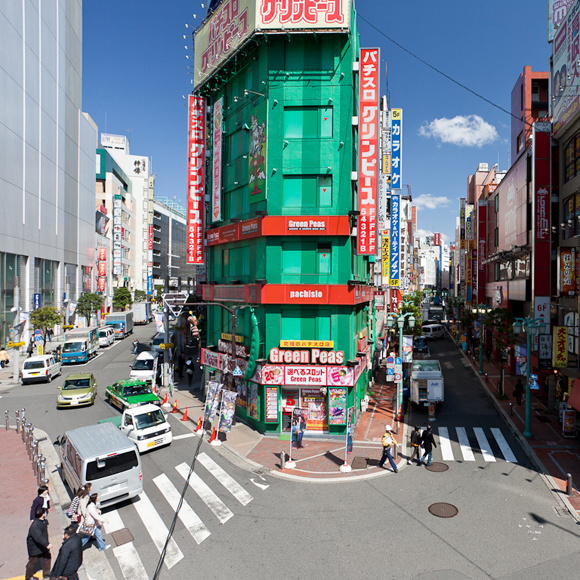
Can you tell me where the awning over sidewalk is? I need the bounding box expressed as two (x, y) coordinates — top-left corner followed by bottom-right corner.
(568, 379), (580, 413)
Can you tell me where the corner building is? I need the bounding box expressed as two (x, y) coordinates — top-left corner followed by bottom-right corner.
(194, 0), (374, 435)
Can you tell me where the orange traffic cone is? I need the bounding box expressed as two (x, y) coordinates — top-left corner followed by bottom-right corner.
(162, 393), (168, 405)
(195, 417), (203, 432)
(152, 383), (157, 394)
(171, 400), (178, 414)
(182, 407), (188, 421)
(208, 427), (216, 443)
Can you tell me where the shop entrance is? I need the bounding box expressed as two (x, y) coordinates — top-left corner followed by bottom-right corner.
(281, 387), (328, 432)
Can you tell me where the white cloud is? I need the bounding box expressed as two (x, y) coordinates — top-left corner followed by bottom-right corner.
(413, 194), (451, 210)
(418, 115), (498, 147)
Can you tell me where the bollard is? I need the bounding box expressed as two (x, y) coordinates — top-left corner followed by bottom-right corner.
(566, 473), (573, 496)
(21, 408), (25, 424)
(35, 454), (43, 483)
(31, 442), (38, 475)
(26, 424), (32, 451)
(280, 450), (286, 470)
(15, 410), (20, 434)
(509, 403), (513, 416)
(21, 419), (26, 442)
(4, 410), (9, 431)
(38, 457), (46, 486)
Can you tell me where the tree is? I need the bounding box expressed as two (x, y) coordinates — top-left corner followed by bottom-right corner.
(154, 284), (164, 303)
(113, 287), (133, 311)
(134, 290), (147, 303)
(76, 293), (104, 326)
(29, 307), (62, 348)
(484, 308), (514, 353)
(400, 303), (423, 336)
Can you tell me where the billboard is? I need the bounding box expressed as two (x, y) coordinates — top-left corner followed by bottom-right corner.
(187, 95), (206, 265)
(390, 192), (400, 287)
(465, 204), (474, 241)
(477, 200), (487, 305)
(459, 198), (466, 250)
(496, 155), (528, 249)
(550, 0), (574, 41)
(382, 231), (390, 280)
(433, 233), (441, 246)
(378, 107), (390, 230)
(113, 194), (122, 276)
(212, 97), (224, 223)
(194, 0), (351, 87)
(391, 108), (402, 189)
(559, 247), (576, 295)
(357, 48), (380, 256)
(248, 102), (267, 204)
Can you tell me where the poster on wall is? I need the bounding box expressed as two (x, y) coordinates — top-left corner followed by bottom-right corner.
(328, 387), (347, 425)
(249, 103), (267, 204)
(235, 378), (247, 408)
(248, 381), (258, 420)
(265, 386), (278, 422)
(302, 388), (328, 430)
(218, 391), (238, 433)
(204, 381), (222, 422)
(402, 335), (413, 363)
(560, 247), (576, 295)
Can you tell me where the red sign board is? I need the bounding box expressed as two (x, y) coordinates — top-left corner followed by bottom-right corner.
(98, 277), (106, 292)
(357, 48), (380, 256)
(98, 262), (106, 277)
(477, 200), (487, 305)
(98, 248), (107, 262)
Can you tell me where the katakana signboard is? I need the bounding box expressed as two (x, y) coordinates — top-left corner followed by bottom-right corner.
(391, 108), (402, 189)
(389, 192), (400, 287)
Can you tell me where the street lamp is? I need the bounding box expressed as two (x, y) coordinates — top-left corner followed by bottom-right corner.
(475, 304), (491, 375)
(386, 311), (416, 421)
(512, 316), (547, 438)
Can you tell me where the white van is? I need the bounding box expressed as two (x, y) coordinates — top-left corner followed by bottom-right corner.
(422, 324), (445, 340)
(21, 355), (62, 384)
(58, 422), (143, 508)
(130, 351), (161, 385)
(98, 326), (115, 348)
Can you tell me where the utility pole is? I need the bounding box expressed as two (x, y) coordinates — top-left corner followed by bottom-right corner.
(12, 277), (20, 384)
(163, 275), (170, 388)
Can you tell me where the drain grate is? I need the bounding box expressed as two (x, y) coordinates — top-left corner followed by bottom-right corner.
(111, 528), (134, 547)
(553, 506), (572, 518)
(428, 502), (459, 518)
(351, 457), (369, 470)
(425, 462), (449, 472)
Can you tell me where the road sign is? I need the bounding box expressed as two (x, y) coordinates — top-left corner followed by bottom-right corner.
(395, 373), (402, 382)
(386, 356), (394, 364)
(395, 357), (402, 365)
(34, 335), (42, 343)
(530, 379), (540, 391)
(35, 329), (41, 336)
(386, 368), (394, 375)
(233, 366), (243, 377)
(530, 374), (538, 381)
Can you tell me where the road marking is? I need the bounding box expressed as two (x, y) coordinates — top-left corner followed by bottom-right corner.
(176, 462), (234, 524)
(250, 478), (270, 490)
(443, 361), (453, 369)
(153, 473), (211, 545)
(438, 427), (454, 461)
(474, 427), (496, 462)
(197, 452), (253, 506)
(172, 433), (196, 441)
(133, 492), (184, 569)
(491, 427), (517, 463)
(103, 510), (149, 580)
(456, 427), (475, 461)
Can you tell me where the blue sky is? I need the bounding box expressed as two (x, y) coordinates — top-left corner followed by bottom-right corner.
(83, 0), (551, 243)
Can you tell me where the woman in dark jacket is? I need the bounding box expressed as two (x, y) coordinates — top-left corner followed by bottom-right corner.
(29, 485), (50, 521)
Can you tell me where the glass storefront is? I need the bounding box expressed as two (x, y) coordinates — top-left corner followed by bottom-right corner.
(35, 258), (58, 308)
(0, 252), (23, 348)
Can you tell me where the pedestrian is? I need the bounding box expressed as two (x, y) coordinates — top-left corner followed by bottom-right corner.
(29, 485), (50, 521)
(185, 357), (195, 386)
(132, 338), (139, 355)
(77, 483), (92, 520)
(297, 413), (307, 448)
(347, 423), (353, 453)
(27, 338), (34, 358)
(47, 328), (52, 342)
(378, 425), (398, 472)
(0, 347), (9, 368)
(514, 379), (524, 406)
(50, 524), (83, 580)
(66, 487), (86, 524)
(291, 415), (299, 448)
(420, 425), (437, 466)
(485, 347), (491, 364)
(407, 425), (422, 465)
(78, 493), (110, 551)
(25, 507), (52, 580)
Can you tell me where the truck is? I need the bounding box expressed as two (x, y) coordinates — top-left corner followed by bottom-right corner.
(98, 403), (172, 453)
(410, 359), (444, 407)
(61, 327), (99, 364)
(132, 302), (152, 325)
(104, 311), (134, 339)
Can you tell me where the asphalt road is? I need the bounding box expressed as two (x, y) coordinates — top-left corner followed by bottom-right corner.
(3, 329), (580, 580)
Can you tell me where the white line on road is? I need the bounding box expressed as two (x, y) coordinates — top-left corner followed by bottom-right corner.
(176, 462), (234, 524)
(456, 427), (475, 461)
(438, 427), (454, 461)
(172, 433), (196, 441)
(133, 492), (184, 569)
(474, 427), (496, 462)
(197, 452), (253, 506)
(153, 473), (211, 545)
(491, 427), (517, 463)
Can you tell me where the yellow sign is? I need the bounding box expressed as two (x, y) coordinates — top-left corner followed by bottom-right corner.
(6, 341), (25, 349)
(37, 344), (43, 355)
(160, 343), (175, 350)
(279, 340), (334, 348)
(359, 328), (368, 339)
(221, 333), (244, 344)
(552, 326), (568, 367)
(382, 233), (390, 279)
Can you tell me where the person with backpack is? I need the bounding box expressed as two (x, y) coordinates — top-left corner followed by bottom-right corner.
(420, 424), (437, 466)
(378, 425), (398, 472)
(407, 425), (422, 465)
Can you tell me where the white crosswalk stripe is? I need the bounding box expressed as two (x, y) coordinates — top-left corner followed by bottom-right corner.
(438, 427), (454, 461)
(473, 428), (496, 462)
(455, 427), (476, 461)
(176, 462), (234, 524)
(153, 473), (211, 545)
(197, 452), (254, 506)
(435, 427), (517, 463)
(491, 427), (518, 463)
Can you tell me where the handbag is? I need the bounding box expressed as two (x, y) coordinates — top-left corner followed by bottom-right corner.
(77, 517), (96, 537)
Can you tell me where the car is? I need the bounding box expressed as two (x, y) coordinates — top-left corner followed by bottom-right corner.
(151, 331), (176, 353)
(98, 326), (115, 347)
(130, 351), (162, 385)
(105, 379), (160, 411)
(57, 372), (97, 408)
(21, 355), (62, 384)
(413, 337), (429, 353)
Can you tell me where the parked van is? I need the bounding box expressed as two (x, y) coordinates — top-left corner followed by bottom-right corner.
(98, 326), (115, 348)
(21, 355), (62, 384)
(58, 422), (143, 508)
(422, 324), (445, 340)
(151, 332), (176, 354)
(130, 351), (161, 385)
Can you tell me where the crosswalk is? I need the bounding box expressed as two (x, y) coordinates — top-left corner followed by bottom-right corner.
(102, 451), (259, 579)
(429, 426), (518, 463)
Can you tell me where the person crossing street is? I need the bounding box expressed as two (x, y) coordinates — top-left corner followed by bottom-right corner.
(420, 425), (437, 467)
(378, 425), (398, 472)
(407, 425), (422, 465)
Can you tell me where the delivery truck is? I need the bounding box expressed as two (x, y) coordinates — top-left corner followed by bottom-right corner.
(61, 327), (99, 364)
(410, 359), (444, 407)
(132, 302), (152, 325)
(104, 312), (134, 339)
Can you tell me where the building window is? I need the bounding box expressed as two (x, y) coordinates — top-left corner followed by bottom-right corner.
(494, 195), (499, 213)
(284, 107), (333, 139)
(283, 175), (333, 208)
(565, 133), (580, 183)
(494, 227), (499, 247)
(517, 132), (524, 153)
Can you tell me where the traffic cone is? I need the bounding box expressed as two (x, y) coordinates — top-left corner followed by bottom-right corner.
(208, 427), (216, 443)
(152, 383), (157, 395)
(195, 417), (203, 432)
(171, 400), (178, 414)
(182, 407), (188, 421)
(162, 393), (168, 406)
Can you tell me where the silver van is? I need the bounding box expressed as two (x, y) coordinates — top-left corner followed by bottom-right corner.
(422, 324), (445, 340)
(98, 326), (115, 348)
(58, 422), (143, 508)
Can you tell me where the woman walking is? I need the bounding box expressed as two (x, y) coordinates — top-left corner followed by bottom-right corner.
(79, 493), (110, 551)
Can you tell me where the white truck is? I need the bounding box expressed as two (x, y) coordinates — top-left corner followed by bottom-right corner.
(133, 302), (152, 325)
(98, 403), (172, 453)
(104, 312), (134, 339)
(410, 359), (444, 407)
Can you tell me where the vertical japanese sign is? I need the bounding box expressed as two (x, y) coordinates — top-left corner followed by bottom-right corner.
(187, 95), (206, 264)
(378, 104), (390, 230)
(357, 48), (380, 255)
(391, 108), (402, 189)
(459, 198), (466, 250)
(98, 248), (107, 293)
(433, 233), (441, 246)
(477, 200), (487, 306)
(147, 176), (154, 293)
(465, 248), (472, 304)
(212, 97), (224, 223)
(552, 326), (568, 367)
(389, 192), (400, 287)
(411, 205), (416, 233)
(382, 231), (390, 281)
(465, 204), (474, 241)
(113, 194), (122, 277)
(248, 102), (267, 204)
(560, 247), (576, 295)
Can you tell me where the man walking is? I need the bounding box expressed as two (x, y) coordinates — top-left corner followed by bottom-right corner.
(25, 507), (52, 580)
(407, 425), (422, 465)
(514, 379), (524, 406)
(378, 425), (398, 472)
(132, 338), (139, 355)
(420, 425), (437, 467)
(297, 413), (307, 448)
(50, 525), (83, 580)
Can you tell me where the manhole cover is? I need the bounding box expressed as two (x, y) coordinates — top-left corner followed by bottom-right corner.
(428, 503), (459, 518)
(351, 457), (369, 470)
(111, 528), (134, 546)
(425, 462), (449, 472)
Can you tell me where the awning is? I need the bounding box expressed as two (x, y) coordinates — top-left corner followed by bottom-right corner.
(568, 378), (580, 413)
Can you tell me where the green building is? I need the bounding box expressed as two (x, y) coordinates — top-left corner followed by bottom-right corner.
(192, 0), (376, 436)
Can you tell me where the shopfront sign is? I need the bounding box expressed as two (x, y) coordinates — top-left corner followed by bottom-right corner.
(327, 366), (354, 386)
(269, 347), (345, 365)
(328, 387), (347, 425)
(391, 108), (402, 189)
(265, 386), (278, 422)
(284, 366), (327, 386)
(211, 97), (223, 223)
(218, 339), (248, 357)
(187, 95), (205, 264)
(389, 192), (400, 287)
(559, 247), (576, 295)
(553, 326), (568, 367)
(280, 340), (334, 348)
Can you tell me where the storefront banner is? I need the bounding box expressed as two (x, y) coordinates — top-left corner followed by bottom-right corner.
(538, 334), (552, 369)
(204, 381), (222, 422)
(327, 366), (354, 386)
(302, 389), (327, 430)
(248, 382), (258, 420)
(560, 247), (576, 295)
(187, 95), (205, 264)
(211, 97), (224, 223)
(265, 386), (278, 422)
(261, 364), (284, 384)
(218, 390), (238, 433)
(235, 378), (247, 408)
(249, 102), (267, 203)
(553, 326), (569, 367)
(465, 205), (474, 241)
(328, 387), (347, 425)
(389, 192), (400, 287)
(382, 231), (390, 281)
(284, 366), (327, 386)
(391, 108), (402, 189)
(98, 248), (107, 262)
(402, 335), (413, 363)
